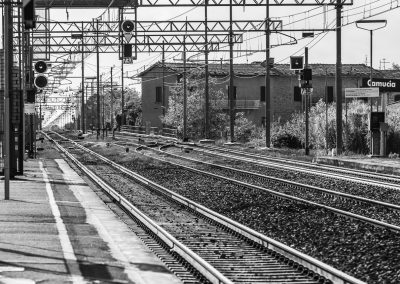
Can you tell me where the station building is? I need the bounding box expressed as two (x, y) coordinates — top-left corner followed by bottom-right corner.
(136, 61), (400, 129)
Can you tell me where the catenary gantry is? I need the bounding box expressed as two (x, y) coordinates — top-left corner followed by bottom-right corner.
(34, 0), (352, 8)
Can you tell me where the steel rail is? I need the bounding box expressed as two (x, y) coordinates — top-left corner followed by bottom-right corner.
(197, 144), (400, 181)
(47, 131), (365, 284)
(45, 132), (233, 284)
(190, 144), (400, 191)
(115, 131), (400, 186)
(152, 145), (400, 211)
(93, 131), (400, 232)
(120, 142), (400, 232)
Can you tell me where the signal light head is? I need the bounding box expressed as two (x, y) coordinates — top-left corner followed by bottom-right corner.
(34, 75), (48, 89)
(34, 61), (47, 73)
(121, 20), (135, 33)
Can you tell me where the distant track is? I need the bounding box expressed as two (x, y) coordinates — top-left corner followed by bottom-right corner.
(190, 143), (400, 189)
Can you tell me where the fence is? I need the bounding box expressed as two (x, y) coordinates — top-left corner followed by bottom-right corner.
(121, 125), (178, 139)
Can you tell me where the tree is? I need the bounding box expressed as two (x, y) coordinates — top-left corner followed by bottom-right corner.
(125, 88), (142, 125)
(162, 68), (228, 139)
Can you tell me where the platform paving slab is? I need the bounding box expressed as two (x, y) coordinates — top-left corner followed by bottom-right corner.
(0, 158), (183, 284)
(316, 156), (400, 175)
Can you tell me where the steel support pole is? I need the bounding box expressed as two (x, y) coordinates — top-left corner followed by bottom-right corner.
(265, 0), (271, 147)
(4, 1), (13, 199)
(121, 60), (125, 125)
(305, 47), (309, 155)
(204, 0), (210, 139)
(111, 66), (114, 127)
(229, 0), (235, 142)
(183, 38), (187, 141)
(370, 30), (374, 116)
(96, 19), (101, 138)
(162, 43), (165, 128)
(39, 103), (42, 130)
(335, 2), (343, 155)
(18, 5), (24, 174)
(369, 30), (374, 154)
(325, 70), (328, 153)
(81, 35), (85, 133)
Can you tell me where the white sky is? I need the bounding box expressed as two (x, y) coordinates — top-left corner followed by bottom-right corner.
(2, 1), (400, 92)
(56, 1), (400, 93)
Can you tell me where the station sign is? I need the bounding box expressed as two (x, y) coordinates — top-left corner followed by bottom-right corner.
(362, 78), (400, 92)
(345, 88), (379, 98)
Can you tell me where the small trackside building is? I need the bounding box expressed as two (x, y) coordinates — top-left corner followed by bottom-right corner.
(136, 61), (394, 129)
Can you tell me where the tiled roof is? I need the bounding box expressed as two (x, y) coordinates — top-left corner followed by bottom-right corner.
(136, 61), (397, 78)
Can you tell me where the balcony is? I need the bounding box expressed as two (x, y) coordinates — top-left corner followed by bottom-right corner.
(221, 99), (261, 110)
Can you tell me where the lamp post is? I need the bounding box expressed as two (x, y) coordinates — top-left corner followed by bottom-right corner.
(356, 19), (387, 155)
(355, 19), (387, 90)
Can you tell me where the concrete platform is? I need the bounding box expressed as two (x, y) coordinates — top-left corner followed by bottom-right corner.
(316, 156), (400, 176)
(0, 158), (182, 284)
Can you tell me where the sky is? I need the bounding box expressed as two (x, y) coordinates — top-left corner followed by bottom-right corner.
(49, 0), (400, 93)
(1, 1), (400, 126)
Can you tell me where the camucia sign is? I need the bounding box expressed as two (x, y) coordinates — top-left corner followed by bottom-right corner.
(362, 78), (400, 92)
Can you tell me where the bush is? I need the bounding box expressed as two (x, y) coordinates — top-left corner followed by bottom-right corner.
(269, 100), (374, 153)
(233, 112), (257, 143)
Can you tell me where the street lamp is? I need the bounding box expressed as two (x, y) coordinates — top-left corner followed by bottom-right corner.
(356, 19), (387, 155)
(355, 19), (387, 89)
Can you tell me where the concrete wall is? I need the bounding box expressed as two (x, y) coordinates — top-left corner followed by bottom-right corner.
(141, 66), (178, 128)
(141, 67), (373, 128)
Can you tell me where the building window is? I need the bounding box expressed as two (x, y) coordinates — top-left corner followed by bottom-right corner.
(294, 86), (301, 102)
(155, 86), (162, 103)
(260, 86), (266, 102)
(227, 86), (237, 100)
(395, 94), (400, 102)
(326, 86), (334, 103)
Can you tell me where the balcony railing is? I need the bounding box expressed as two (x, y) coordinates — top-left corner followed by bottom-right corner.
(221, 99), (261, 109)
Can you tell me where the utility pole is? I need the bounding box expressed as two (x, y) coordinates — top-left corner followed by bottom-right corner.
(39, 103), (42, 130)
(229, 0), (235, 143)
(305, 47), (310, 155)
(121, 60), (125, 125)
(96, 18), (101, 138)
(183, 36), (188, 141)
(86, 84), (89, 129)
(204, 0), (210, 139)
(265, 0), (271, 147)
(162, 43), (166, 128)
(336, 1), (343, 155)
(111, 66), (114, 127)
(4, 1), (13, 199)
(81, 28), (85, 133)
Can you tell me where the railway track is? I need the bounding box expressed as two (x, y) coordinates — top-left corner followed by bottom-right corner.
(46, 131), (365, 284)
(111, 137), (400, 229)
(112, 138), (400, 231)
(115, 131), (400, 190)
(142, 145), (400, 229)
(48, 131), (400, 283)
(190, 143), (400, 189)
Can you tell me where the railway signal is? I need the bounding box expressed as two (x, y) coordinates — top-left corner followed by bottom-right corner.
(290, 56), (303, 70)
(299, 68), (312, 88)
(121, 20), (135, 42)
(23, 0), (36, 29)
(34, 60), (48, 89)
